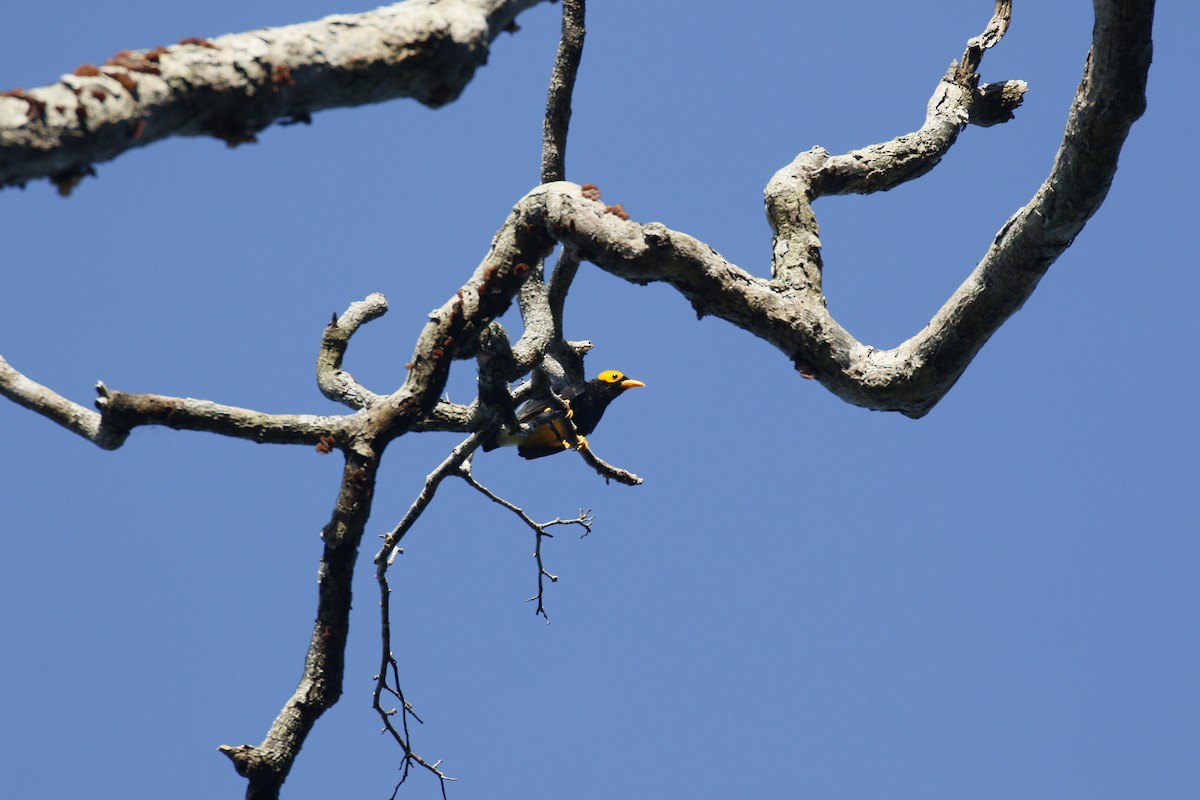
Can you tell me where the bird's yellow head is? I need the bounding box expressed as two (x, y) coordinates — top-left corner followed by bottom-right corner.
(596, 370), (646, 390)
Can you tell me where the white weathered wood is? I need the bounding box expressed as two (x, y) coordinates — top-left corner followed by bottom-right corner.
(0, 0), (548, 189)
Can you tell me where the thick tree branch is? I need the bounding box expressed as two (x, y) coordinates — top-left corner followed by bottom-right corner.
(501, 0), (587, 387)
(897, 0), (1153, 411)
(0, 354), (346, 449)
(3, 231), (549, 794)
(96, 385), (346, 445)
(220, 449), (381, 799)
(216, 201), (548, 796)
(0, 0), (551, 190)
(481, 1), (1150, 419)
(361, 209), (552, 450)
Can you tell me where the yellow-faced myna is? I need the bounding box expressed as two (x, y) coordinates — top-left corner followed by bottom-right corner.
(482, 370), (645, 459)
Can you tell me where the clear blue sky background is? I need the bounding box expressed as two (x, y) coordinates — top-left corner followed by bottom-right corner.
(1, 2), (1195, 798)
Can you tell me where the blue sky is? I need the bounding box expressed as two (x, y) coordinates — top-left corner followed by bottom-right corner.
(1, 2), (1195, 798)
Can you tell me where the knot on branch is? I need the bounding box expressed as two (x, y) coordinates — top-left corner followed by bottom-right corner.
(969, 80), (1028, 127)
(218, 744), (282, 784)
(957, 0), (1012, 79)
(477, 321), (520, 432)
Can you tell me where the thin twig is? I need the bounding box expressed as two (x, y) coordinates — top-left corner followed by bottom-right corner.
(375, 432), (489, 565)
(370, 432), (490, 794)
(575, 442), (643, 486)
(375, 564), (454, 800)
(458, 460), (593, 621)
(531, 387), (643, 485)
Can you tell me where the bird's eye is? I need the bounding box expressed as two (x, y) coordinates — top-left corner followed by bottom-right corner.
(600, 370), (622, 383)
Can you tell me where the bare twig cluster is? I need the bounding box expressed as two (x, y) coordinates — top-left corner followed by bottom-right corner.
(0, 0), (1154, 797)
(459, 460), (596, 620)
(367, 439), (595, 792)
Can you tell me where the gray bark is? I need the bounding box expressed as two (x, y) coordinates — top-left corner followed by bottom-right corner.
(0, 0), (549, 189)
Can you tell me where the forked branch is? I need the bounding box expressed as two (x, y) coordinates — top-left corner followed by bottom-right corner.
(459, 460), (595, 620)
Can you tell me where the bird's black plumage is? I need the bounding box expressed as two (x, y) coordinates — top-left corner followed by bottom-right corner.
(482, 370), (645, 459)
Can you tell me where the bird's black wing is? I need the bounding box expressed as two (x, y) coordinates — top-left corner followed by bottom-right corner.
(480, 382), (584, 453)
(513, 382), (583, 425)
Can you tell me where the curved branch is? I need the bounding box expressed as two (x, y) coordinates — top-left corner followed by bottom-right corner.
(0, 0), (551, 189)
(317, 293), (390, 410)
(364, 204), (554, 448)
(508, 0), (589, 384)
(898, 0), (1153, 410)
(491, 2), (1151, 418)
(765, 4), (1022, 293)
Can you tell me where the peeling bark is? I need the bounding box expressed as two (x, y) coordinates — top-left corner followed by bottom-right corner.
(0, 0), (550, 189)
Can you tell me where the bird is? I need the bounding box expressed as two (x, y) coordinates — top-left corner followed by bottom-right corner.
(482, 369), (645, 459)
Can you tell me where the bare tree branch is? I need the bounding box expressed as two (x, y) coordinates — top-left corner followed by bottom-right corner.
(3, 233), (544, 796)
(371, 435), (486, 796)
(509, 0), (589, 385)
(575, 441), (643, 486)
(0, 0), (552, 190)
(376, 434), (488, 567)
(472, 1), (1152, 419)
(960, 0), (1012, 77)
(213, 200), (547, 795)
(547, 248), (583, 340)
(540, 0), (585, 183)
(0, 356), (114, 446)
(318, 293), (390, 410)
(493, 0), (591, 409)
(220, 449), (381, 800)
(765, 5), (1022, 293)
(459, 459), (594, 620)
(95, 386), (346, 445)
(0, 355), (346, 449)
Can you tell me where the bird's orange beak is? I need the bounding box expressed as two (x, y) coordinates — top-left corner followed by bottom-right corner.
(620, 379), (646, 389)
